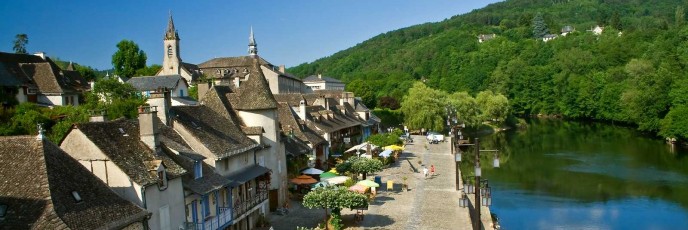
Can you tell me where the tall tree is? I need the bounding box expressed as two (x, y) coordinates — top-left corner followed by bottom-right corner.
(400, 82), (446, 131)
(610, 12), (623, 30)
(112, 40), (147, 78)
(13, 34), (28, 54)
(676, 6), (685, 26)
(532, 13), (548, 38)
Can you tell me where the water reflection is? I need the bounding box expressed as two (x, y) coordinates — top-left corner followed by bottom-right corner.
(465, 119), (688, 229)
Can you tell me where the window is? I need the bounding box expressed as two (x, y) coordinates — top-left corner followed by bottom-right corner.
(179, 90), (184, 97)
(202, 196), (210, 217)
(0, 204), (6, 218)
(157, 167), (168, 190)
(194, 161), (202, 180)
(71, 191), (82, 203)
(167, 45), (173, 57)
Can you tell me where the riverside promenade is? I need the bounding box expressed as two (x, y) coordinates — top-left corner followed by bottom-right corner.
(269, 135), (493, 229)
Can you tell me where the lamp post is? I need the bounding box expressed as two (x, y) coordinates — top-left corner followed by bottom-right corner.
(458, 138), (500, 230)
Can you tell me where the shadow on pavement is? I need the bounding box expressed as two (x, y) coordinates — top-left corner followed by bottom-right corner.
(341, 213), (395, 228)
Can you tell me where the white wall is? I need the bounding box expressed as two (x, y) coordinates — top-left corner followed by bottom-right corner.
(39, 95), (63, 105)
(144, 178), (185, 230)
(237, 110), (287, 206)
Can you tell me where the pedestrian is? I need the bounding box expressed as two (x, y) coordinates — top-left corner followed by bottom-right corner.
(430, 165), (435, 177)
(423, 166), (429, 178)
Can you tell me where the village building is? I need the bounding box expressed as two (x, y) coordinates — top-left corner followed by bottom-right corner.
(156, 13), (202, 84)
(59, 107), (188, 230)
(276, 101), (328, 168)
(195, 28), (306, 94)
(126, 74), (197, 106)
(302, 74), (345, 91)
(561, 25), (575, 36)
(478, 34), (496, 43)
(590, 25), (604, 35)
(543, 34), (559, 42)
(0, 52), (89, 106)
(0, 135), (149, 229)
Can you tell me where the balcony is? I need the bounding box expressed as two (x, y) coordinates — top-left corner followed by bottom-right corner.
(233, 190), (268, 220)
(184, 206), (232, 230)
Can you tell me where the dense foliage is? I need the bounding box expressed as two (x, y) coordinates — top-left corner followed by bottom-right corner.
(335, 156), (384, 180)
(366, 128), (403, 147)
(112, 40), (147, 78)
(0, 103), (88, 143)
(13, 34), (28, 54)
(302, 186), (368, 229)
(289, 0), (688, 140)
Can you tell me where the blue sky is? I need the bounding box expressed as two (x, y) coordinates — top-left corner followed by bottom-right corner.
(1, 0), (501, 70)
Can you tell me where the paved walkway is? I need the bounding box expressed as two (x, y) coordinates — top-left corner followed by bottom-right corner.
(269, 135), (491, 229)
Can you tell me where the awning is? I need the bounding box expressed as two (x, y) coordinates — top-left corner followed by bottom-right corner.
(344, 142), (378, 153)
(226, 165), (271, 187)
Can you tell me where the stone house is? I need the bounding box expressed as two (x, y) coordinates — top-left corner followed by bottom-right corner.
(478, 34), (496, 43)
(302, 74), (345, 91)
(126, 74), (196, 106)
(0, 135), (149, 229)
(59, 110), (188, 230)
(561, 25), (575, 36)
(0, 52), (88, 106)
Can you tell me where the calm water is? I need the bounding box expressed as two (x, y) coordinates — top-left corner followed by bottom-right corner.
(469, 119), (688, 230)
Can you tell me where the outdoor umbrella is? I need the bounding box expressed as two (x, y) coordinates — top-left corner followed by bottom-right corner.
(301, 167), (324, 175)
(311, 181), (330, 190)
(345, 142), (379, 153)
(379, 149), (393, 158)
(356, 180), (380, 187)
(349, 184), (369, 193)
(290, 175), (318, 185)
(384, 145), (404, 151)
(324, 176), (350, 185)
(319, 172), (338, 179)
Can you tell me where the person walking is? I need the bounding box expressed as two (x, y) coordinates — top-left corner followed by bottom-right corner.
(430, 165), (435, 177)
(423, 166), (429, 178)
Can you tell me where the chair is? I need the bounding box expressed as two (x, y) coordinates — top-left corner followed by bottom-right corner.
(387, 180), (394, 191)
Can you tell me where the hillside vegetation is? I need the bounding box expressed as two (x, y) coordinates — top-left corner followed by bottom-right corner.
(289, 0), (688, 140)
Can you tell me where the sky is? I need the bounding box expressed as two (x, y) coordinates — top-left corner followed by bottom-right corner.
(1, 0), (502, 70)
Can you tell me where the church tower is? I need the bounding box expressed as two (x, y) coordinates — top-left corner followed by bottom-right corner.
(161, 12), (182, 75)
(248, 27), (258, 56)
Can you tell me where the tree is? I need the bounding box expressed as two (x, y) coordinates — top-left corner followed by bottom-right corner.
(112, 40), (147, 78)
(676, 6), (685, 27)
(13, 34), (28, 54)
(610, 12), (623, 30)
(336, 156), (384, 180)
(135, 64), (162, 77)
(366, 129), (403, 147)
(346, 79), (377, 108)
(532, 13), (548, 38)
(400, 82), (446, 131)
(303, 186), (368, 229)
(660, 105), (688, 140)
(378, 96), (400, 110)
(476, 91), (510, 123)
(85, 77), (145, 120)
(446, 92), (481, 128)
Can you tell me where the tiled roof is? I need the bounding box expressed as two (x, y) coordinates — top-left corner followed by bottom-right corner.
(161, 143), (234, 195)
(228, 58), (278, 110)
(0, 52), (87, 93)
(303, 75), (344, 83)
(304, 100), (363, 134)
(277, 102), (326, 146)
(198, 56), (271, 69)
(0, 136), (149, 229)
(242, 126), (264, 135)
(274, 94), (307, 107)
(283, 135), (311, 157)
(171, 105), (259, 159)
(72, 119), (187, 186)
(126, 75), (185, 91)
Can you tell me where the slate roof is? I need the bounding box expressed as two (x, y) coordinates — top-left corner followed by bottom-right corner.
(126, 75), (185, 91)
(274, 94), (308, 107)
(170, 105), (259, 159)
(225, 165), (271, 187)
(71, 119), (187, 186)
(277, 102), (326, 146)
(283, 134), (311, 157)
(0, 136), (149, 229)
(302, 75), (344, 83)
(227, 58), (278, 110)
(161, 143), (234, 195)
(242, 126), (264, 135)
(0, 52), (87, 93)
(197, 56), (271, 69)
(304, 101), (363, 134)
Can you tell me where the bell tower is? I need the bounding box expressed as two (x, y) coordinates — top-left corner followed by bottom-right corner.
(248, 27), (258, 56)
(161, 11), (181, 75)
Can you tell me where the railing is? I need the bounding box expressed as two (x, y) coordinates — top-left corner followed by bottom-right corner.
(184, 206), (233, 230)
(232, 190), (268, 219)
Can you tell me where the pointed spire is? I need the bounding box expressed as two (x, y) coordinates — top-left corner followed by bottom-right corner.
(66, 61), (75, 71)
(165, 10), (179, 40)
(248, 26), (258, 56)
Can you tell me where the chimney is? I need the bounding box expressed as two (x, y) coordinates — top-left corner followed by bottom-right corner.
(88, 109), (107, 122)
(298, 100), (307, 120)
(324, 97), (330, 111)
(138, 105), (160, 152)
(318, 74), (322, 79)
(346, 92), (354, 106)
(33, 52), (46, 60)
(148, 88), (172, 126)
(234, 76), (241, 88)
(279, 65), (286, 73)
(197, 82), (210, 102)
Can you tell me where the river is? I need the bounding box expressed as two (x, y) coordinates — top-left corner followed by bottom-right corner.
(465, 119), (688, 229)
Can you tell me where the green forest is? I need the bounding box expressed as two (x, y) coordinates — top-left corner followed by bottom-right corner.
(288, 0), (688, 140)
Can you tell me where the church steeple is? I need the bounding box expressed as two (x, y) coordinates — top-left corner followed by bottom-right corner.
(164, 11), (179, 40)
(248, 27), (257, 56)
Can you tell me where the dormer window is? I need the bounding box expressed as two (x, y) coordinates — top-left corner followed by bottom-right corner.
(167, 45), (173, 58)
(0, 204), (7, 218)
(194, 161), (202, 180)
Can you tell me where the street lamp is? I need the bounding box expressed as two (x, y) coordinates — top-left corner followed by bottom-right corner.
(456, 138), (501, 230)
(459, 192), (469, 208)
